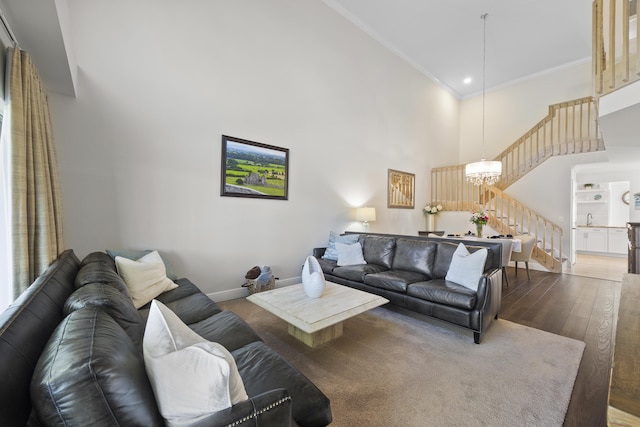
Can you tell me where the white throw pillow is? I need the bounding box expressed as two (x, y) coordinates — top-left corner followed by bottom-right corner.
(115, 250), (178, 308)
(445, 243), (488, 291)
(143, 300), (248, 427)
(335, 242), (367, 266)
(322, 231), (360, 260)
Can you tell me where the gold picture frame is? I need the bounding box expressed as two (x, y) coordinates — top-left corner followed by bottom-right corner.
(387, 169), (415, 209)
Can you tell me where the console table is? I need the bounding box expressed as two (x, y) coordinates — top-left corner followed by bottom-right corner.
(608, 273), (640, 426)
(418, 231), (445, 236)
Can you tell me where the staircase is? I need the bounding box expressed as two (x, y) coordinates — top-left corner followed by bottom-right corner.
(430, 1), (634, 273)
(431, 97), (604, 273)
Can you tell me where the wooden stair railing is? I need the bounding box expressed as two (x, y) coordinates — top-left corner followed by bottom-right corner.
(431, 96), (603, 273)
(432, 97), (603, 198)
(594, 0), (640, 97)
(493, 96), (604, 190)
(431, 183), (564, 273)
(482, 186), (563, 273)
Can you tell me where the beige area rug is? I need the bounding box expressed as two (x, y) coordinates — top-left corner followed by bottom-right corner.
(221, 299), (585, 427)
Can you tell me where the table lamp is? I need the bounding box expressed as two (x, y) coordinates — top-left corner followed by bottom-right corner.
(356, 207), (376, 231)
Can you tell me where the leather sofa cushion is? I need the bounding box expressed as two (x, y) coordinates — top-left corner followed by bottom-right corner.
(31, 308), (163, 426)
(138, 291), (222, 325)
(151, 278), (202, 303)
(332, 263), (388, 282)
(432, 242), (493, 279)
(362, 236), (396, 269)
(392, 239), (437, 277)
(407, 279), (478, 310)
(75, 252), (130, 297)
(233, 341), (332, 427)
(317, 257), (338, 275)
(188, 311), (262, 352)
(79, 251), (115, 268)
(137, 278), (222, 325)
(364, 270), (428, 293)
(64, 283), (145, 350)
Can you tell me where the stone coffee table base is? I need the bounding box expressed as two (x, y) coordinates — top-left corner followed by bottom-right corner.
(288, 323), (343, 348)
(247, 281), (388, 348)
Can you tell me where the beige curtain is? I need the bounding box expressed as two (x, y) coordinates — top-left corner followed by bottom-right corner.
(5, 48), (64, 299)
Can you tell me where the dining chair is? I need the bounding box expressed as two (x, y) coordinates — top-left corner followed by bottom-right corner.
(510, 235), (536, 280)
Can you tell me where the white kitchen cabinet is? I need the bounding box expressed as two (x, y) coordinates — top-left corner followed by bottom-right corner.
(608, 228), (628, 254)
(576, 227), (607, 252)
(576, 228), (588, 251)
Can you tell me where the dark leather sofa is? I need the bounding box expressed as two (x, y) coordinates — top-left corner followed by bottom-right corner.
(0, 249), (332, 427)
(314, 233), (503, 344)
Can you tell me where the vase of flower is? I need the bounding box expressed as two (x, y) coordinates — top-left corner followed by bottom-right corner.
(423, 204), (443, 231)
(426, 214), (435, 231)
(470, 209), (489, 238)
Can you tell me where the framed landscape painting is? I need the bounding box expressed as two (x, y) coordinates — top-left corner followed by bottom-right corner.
(220, 135), (289, 200)
(387, 169), (415, 208)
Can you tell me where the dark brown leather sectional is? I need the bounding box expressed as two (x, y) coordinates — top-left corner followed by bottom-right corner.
(0, 250), (332, 427)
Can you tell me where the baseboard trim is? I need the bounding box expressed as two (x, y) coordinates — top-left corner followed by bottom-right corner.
(207, 276), (301, 302)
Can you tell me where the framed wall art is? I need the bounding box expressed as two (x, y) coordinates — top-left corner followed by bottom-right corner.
(387, 169), (415, 209)
(220, 135), (289, 200)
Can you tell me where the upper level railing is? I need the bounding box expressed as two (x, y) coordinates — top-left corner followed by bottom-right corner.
(594, 0), (640, 96)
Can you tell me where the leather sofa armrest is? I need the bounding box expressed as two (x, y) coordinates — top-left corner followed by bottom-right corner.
(473, 267), (502, 343)
(313, 247), (327, 258)
(187, 389), (293, 427)
(475, 267), (500, 306)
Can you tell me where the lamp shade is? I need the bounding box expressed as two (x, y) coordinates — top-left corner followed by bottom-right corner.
(356, 207), (376, 222)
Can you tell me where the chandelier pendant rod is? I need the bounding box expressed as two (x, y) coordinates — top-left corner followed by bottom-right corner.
(464, 12), (501, 187)
(481, 12), (487, 161)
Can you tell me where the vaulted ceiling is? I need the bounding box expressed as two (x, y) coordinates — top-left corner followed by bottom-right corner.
(0, 0), (595, 100)
(324, 0), (594, 98)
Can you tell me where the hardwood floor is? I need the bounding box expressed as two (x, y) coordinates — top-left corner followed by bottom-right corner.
(564, 253), (627, 281)
(501, 263), (622, 427)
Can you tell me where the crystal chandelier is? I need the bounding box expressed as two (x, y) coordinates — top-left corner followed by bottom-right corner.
(465, 13), (502, 186)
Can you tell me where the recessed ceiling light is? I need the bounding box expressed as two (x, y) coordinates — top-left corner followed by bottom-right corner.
(463, 77), (472, 84)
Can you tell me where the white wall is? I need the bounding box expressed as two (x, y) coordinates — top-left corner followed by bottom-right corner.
(49, 0), (459, 297)
(459, 60), (592, 164)
(609, 181), (630, 226)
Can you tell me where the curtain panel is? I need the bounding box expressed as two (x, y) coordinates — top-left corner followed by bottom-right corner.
(2, 47), (64, 300)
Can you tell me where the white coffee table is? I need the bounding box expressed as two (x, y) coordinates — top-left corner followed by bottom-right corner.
(247, 281), (388, 347)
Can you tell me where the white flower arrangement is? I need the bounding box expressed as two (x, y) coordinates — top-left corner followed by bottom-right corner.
(423, 204), (443, 215)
